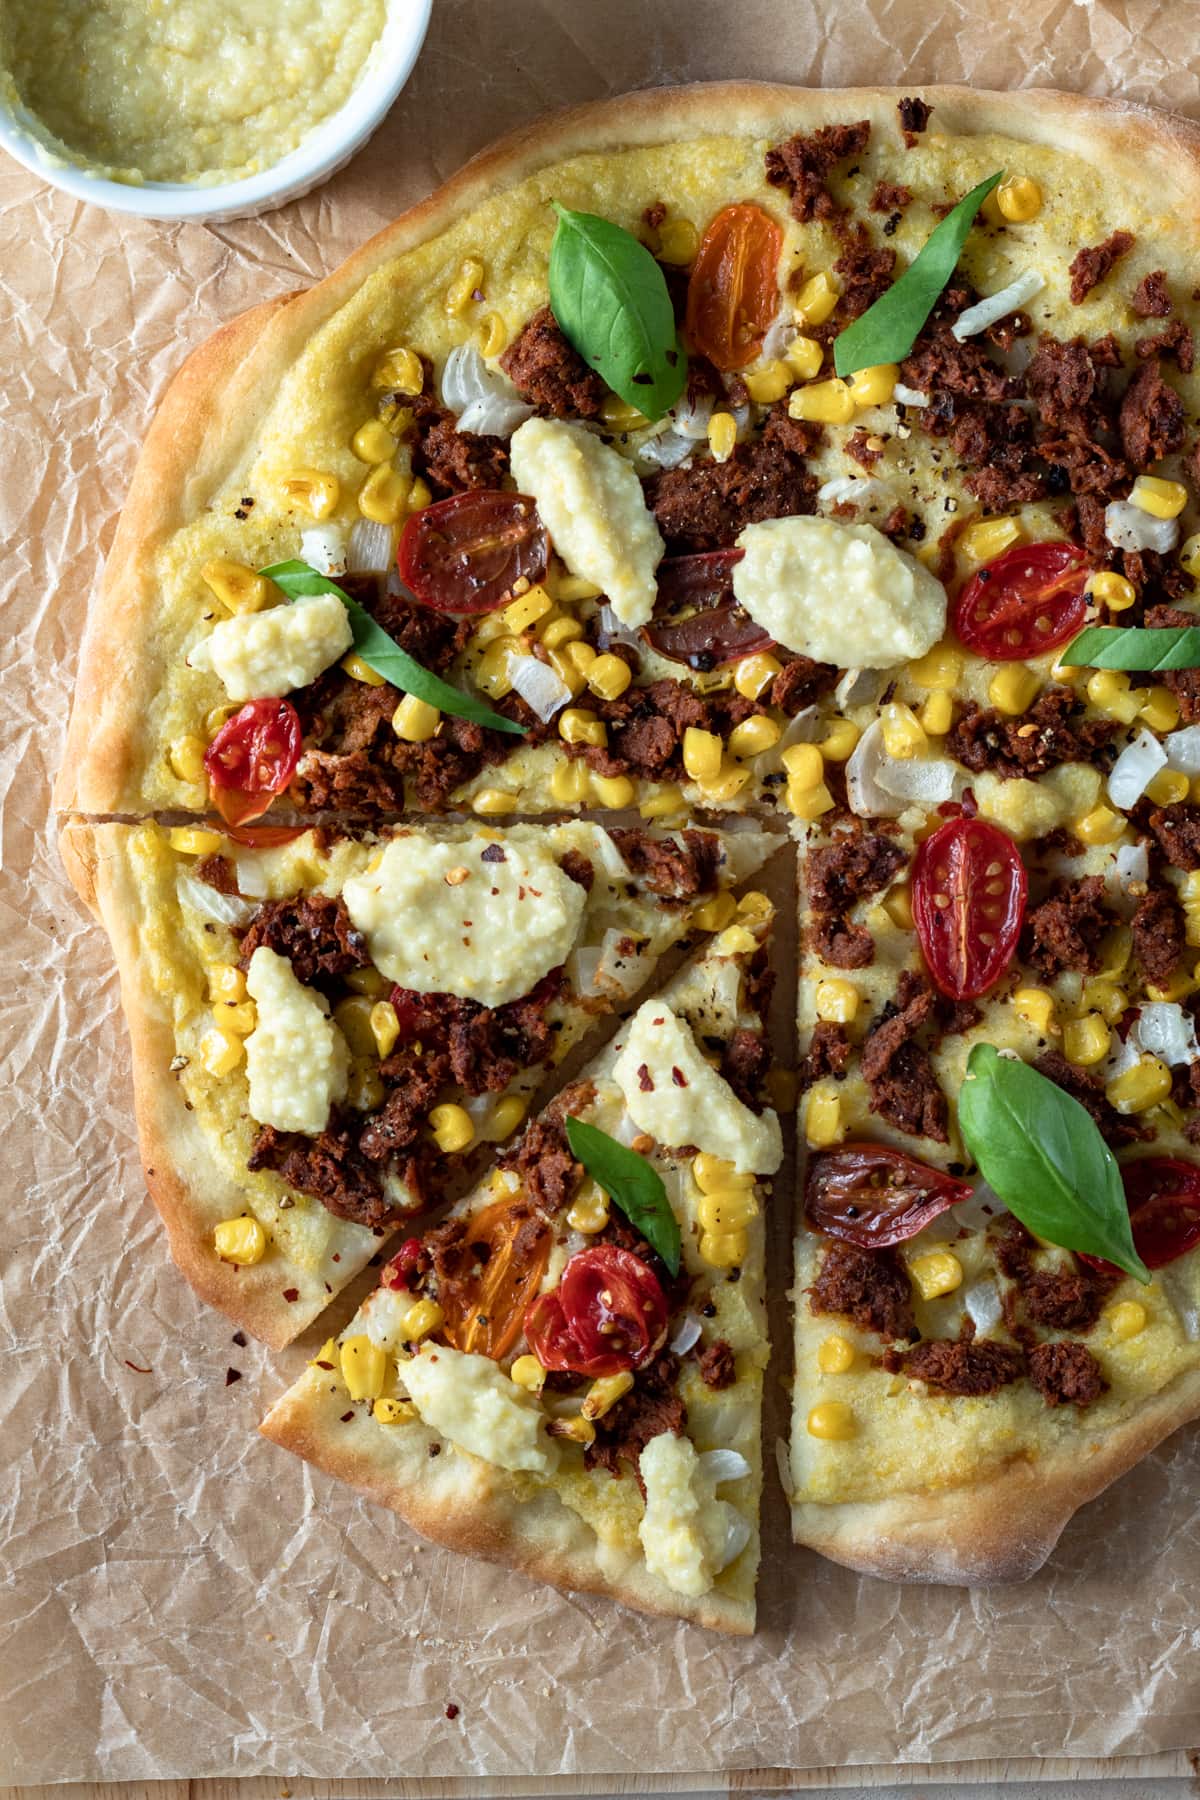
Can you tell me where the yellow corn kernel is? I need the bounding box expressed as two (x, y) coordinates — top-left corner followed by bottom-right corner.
(737, 889), (772, 925)
(582, 1371), (635, 1420)
(376, 390), (414, 432)
(309, 1336), (339, 1370)
(880, 701), (927, 759)
(1063, 1011), (1112, 1067)
(728, 715), (782, 760)
(199, 1024), (244, 1078)
(805, 1081), (844, 1148)
(1081, 977), (1127, 1023)
(374, 1397), (416, 1423)
(392, 694), (441, 743)
(345, 965), (388, 998)
(1185, 872), (1200, 903)
(566, 640), (598, 677)
(208, 963), (247, 1005)
(600, 393), (649, 432)
(1180, 533), (1200, 580)
(1100, 925), (1133, 978)
(352, 419), (396, 464)
(472, 788), (518, 817)
(444, 255), (485, 316)
(657, 216), (699, 264)
(882, 884), (914, 930)
(347, 1064), (385, 1112)
(502, 584), (555, 635)
(333, 996), (378, 1059)
(213, 1215), (266, 1265)
(693, 1153), (754, 1194)
(907, 1250), (964, 1300)
(780, 742), (824, 790)
(988, 664), (1041, 716)
(693, 891), (738, 933)
(168, 734), (207, 784)
(919, 691), (954, 737)
(996, 174), (1043, 222)
(1106, 1056), (1173, 1115)
(815, 977), (859, 1024)
(1131, 475), (1188, 520)
(1013, 987), (1057, 1036)
(541, 614), (585, 650)
(213, 1000), (256, 1037)
(204, 704), (237, 739)
(475, 638), (517, 699)
(488, 1094), (528, 1141)
(639, 784), (686, 820)
(1075, 805), (1127, 846)
(550, 756), (589, 805)
(339, 1334), (388, 1401)
(807, 1401), (856, 1441)
(559, 707), (607, 748)
(358, 462), (411, 525)
(698, 759), (753, 803)
(786, 779), (836, 821)
(697, 1188), (759, 1234)
(795, 271), (839, 326)
(707, 410), (738, 463)
(960, 515), (1023, 566)
(699, 1228), (749, 1269)
(1186, 908), (1200, 949)
(553, 572), (603, 603)
(589, 772), (636, 808)
(401, 1298), (445, 1343)
(907, 644), (963, 690)
(201, 558), (270, 616)
(369, 1000), (400, 1060)
(339, 650), (385, 687)
(429, 1103), (475, 1153)
(474, 309), (508, 358)
(785, 334), (824, 381)
(1106, 1300), (1148, 1342)
(818, 1334), (856, 1375)
(715, 921), (758, 955)
(818, 717), (861, 763)
(788, 377), (856, 425)
(1086, 668), (1142, 725)
(407, 477), (433, 513)
(586, 653), (633, 702)
(281, 469), (339, 520)
(1140, 686), (1181, 732)
(1147, 965), (1200, 1001)
(372, 346), (423, 395)
(848, 362), (899, 408)
(682, 726), (723, 783)
(168, 826), (225, 858)
(1147, 767), (1190, 807)
(744, 359), (793, 404)
(566, 1178), (610, 1234)
(733, 651), (782, 701)
(554, 1415), (597, 1447)
(510, 1354), (546, 1394)
(1087, 570), (1138, 613)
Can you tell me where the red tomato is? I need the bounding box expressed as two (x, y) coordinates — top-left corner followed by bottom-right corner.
(222, 823), (309, 848)
(911, 816), (1027, 1000)
(398, 491), (548, 614)
(204, 698), (303, 827)
(1083, 1158), (1200, 1274)
(389, 986), (445, 1041)
(685, 203), (783, 371)
(524, 1246), (669, 1377)
(642, 549), (774, 669)
(381, 1238), (425, 1291)
(805, 1144), (973, 1248)
(952, 542), (1090, 661)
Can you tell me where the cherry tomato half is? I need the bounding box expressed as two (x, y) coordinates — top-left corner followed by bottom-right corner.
(952, 542), (1090, 662)
(524, 1245), (669, 1377)
(437, 1200), (554, 1361)
(204, 698), (303, 827)
(642, 549), (774, 669)
(1083, 1157), (1200, 1275)
(398, 490), (548, 614)
(805, 1144), (974, 1248)
(222, 823), (310, 849)
(911, 815), (1027, 1001)
(684, 203), (783, 372)
(381, 1238), (425, 1292)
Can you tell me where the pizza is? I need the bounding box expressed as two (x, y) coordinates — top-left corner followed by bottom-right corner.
(57, 82), (1200, 1615)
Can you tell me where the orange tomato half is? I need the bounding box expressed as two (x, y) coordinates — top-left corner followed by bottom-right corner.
(437, 1198), (553, 1361)
(684, 203), (783, 372)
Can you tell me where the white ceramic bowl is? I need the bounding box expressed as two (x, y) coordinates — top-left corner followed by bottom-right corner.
(0, 0), (431, 223)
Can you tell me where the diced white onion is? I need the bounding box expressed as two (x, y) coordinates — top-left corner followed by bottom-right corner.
(816, 475), (893, 511)
(729, 402), (752, 438)
(951, 270), (1045, 342)
(440, 343), (533, 438)
(1115, 841), (1150, 885)
(1103, 1034), (1143, 1082)
(590, 829), (632, 883)
(229, 852), (269, 898)
(670, 389), (715, 441)
(300, 525), (347, 576)
(597, 602), (644, 652)
(1165, 725), (1200, 775)
(706, 957), (746, 1028)
(176, 872), (256, 928)
(1161, 1261), (1200, 1341)
(893, 383), (930, 407)
(507, 652), (572, 722)
(1107, 728), (1167, 809)
(565, 944), (602, 996)
(963, 1278), (1004, 1337)
(846, 720), (902, 817)
(1105, 500), (1181, 555)
(669, 1313), (703, 1356)
(346, 518), (395, 573)
(845, 719), (961, 816)
(611, 1109), (643, 1148)
(634, 429), (695, 472)
(717, 1509), (753, 1572)
(595, 928), (653, 998)
(757, 303), (794, 363)
(835, 667), (888, 711)
(1134, 1001), (1200, 1065)
(877, 753), (962, 807)
(698, 1447), (752, 1486)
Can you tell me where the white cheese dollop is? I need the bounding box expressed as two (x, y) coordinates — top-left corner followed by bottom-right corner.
(612, 1001), (782, 1174)
(403, 1343), (558, 1474)
(243, 946), (349, 1135)
(340, 833), (587, 1008)
(638, 1432), (743, 1598)
(188, 593), (353, 702)
(732, 515), (947, 668)
(510, 417), (664, 627)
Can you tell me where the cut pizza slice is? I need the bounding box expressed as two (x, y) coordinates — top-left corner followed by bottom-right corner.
(61, 816), (780, 1347)
(260, 900), (782, 1631)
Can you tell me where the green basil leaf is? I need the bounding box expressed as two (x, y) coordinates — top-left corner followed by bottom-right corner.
(958, 1043), (1149, 1283)
(833, 171), (1004, 378)
(260, 560), (526, 736)
(565, 1116), (681, 1277)
(1062, 624), (1200, 672)
(548, 203), (686, 421)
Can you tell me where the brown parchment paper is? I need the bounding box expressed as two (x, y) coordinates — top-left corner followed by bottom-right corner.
(5, 0), (1200, 1784)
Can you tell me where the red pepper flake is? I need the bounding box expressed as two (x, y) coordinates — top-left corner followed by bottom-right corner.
(445, 1703), (460, 1720)
(232, 1330), (247, 1347)
(225, 1368), (242, 1386)
(314, 1360), (335, 1371)
(123, 1360), (152, 1374)
(637, 1062), (654, 1092)
(340, 1411), (355, 1423)
(283, 1288), (300, 1302)
(671, 1067), (688, 1087)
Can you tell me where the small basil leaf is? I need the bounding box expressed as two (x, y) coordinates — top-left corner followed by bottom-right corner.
(565, 1116), (681, 1277)
(833, 171), (1004, 378)
(260, 560), (526, 736)
(548, 203), (686, 422)
(1062, 624), (1200, 672)
(959, 1043), (1149, 1283)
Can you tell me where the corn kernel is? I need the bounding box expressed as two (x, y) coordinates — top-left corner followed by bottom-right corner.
(818, 717), (861, 763)
(342, 650), (387, 686)
(908, 644), (963, 690)
(779, 742), (823, 789)
(657, 217), (699, 264)
(550, 756), (589, 805)
(815, 978), (859, 1024)
(213, 1215), (266, 1265)
(693, 891), (738, 933)
(168, 827), (224, 859)
(429, 1103), (475, 1153)
(707, 411), (738, 462)
(693, 1153), (754, 1194)
(1140, 685), (1181, 732)
(168, 733), (207, 783)
(407, 477), (433, 513)
(959, 515), (1023, 565)
(541, 614), (585, 650)
(310, 1336), (338, 1370)
(345, 965), (388, 997)
(340, 1334), (389, 1400)
(848, 362), (899, 408)
(788, 377), (856, 425)
(1075, 805), (1126, 846)
(639, 784), (686, 820)
(600, 393), (650, 432)
(1131, 475), (1188, 520)
(333, 995), (378, 1058)
(728, 714), (782, 759)
(1087, 570), (1138, 613)
(880, 701), (927, 759)
(988, 664), (1041, 716)
(1106, 1056), (1173, 1114)
(566, 1178), (610, 1233)
(1147, 965), (1200, 1002)
(372, 347), (423, 395)
(697, 1188), (759, 1234)
(510, 1354), (546, 1392)
(474, 637), (517, 698)
(554, 1415), (597, 1447)
(401, 1298), (445, 1343)
(795, 271), (839, 326)
(919, 691), (954, 737)
(1106, 1300), (1148, 1342)
(698, 759), (753, 803)
(715, 921), (758, 955)
(346, 1064), (385, 1112)
(488, 1094), (528, 1141)
(1013, 987), (1057, 1036)
(502, 584), (555, 635)
(807, 1401), (856, 1441)
(1081, 976), (1126, 1023)
(281, 469), (339, 520)
(733, 651), (782, 701)
(352, 419), (396, 464)
(805, 1081), (844, 1147)
(472, 788), (518, 817)
(199, 1024), (244, 1077)
(589, 772), (636, 808)
(204, 704), (238, 739)
(1100, 925), (1134, 977)
(358, 462), (410, 525)
(1147, 768), (1190, 807)
(996, 174), (1043, 222)
(744, 359), (793, 404)
(882, 884), (914, 930)
(393, 694), (441, 743)
(1180, 533), (1200, 581)
(369, 1000), (400, 1060)
(786, 779), (836, 821)
(208, 963), (247, 1004)
(682, 726), (724, 783)
(552, 572), (604, 603)
(201, 558), (270, 615)
(566, 640), (598, 677)
(1087, 668), (1142, 725)
(445, 256), (485, 316)
(586, 653), (633, 702)
(699, 1228), (749, 1269)
(213, 1000), (256, 1037)
(474, 310), (508, 359)
(559, 707), (606, 748)
(377, 396), (414, 434)
(1062, 1011), (1112, 1067)
(582, 1371), (635, 1420)
(786, 334), (825, 381)
(907, 1250), (964, 1300)
(374, 1397), (416, 1423)
(817, 1334), (856, 1375)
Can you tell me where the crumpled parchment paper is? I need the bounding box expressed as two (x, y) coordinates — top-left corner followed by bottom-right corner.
(3, 0), (1200, 1783)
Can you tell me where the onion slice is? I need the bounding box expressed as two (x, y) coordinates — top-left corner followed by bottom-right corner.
(176, 873), (255, 928)
(507, 652), (572, 722)
(1108, 728), (1167, 809)
(1105, 500), (1181, 555)
(951, 270), (1045, 341)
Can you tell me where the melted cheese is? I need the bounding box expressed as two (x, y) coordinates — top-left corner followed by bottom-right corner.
(732, 516), (946, 668)
(188, 593), (352, 701)
(612, 1000), (782, 1174)
(510, 418), (664, 627)
(244, 946), (348, 1134)
(638, 1431), (738, 1598)
(403, 1343), (558, 1474)
(340, 832), (587, 1007)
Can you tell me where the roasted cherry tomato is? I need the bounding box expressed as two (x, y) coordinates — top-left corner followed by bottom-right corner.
(684, 203), (783, 372)
(437, 1200), (554, 1361)
(398, 490), (548, 614)
(381, 1238), (425, 1292)
(642, 549), (773, 669)
(911, 815), (1027, 1000)
(805, 1144), (973, 1248)
(952, 542), (1090, 661)
(389, 986), (446, 1042)
(524, 1245), (669, 1377)
(222, 823), (310, 848)
(204, 698), (303, 827)
(1082, 1158), (1200, 1275)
